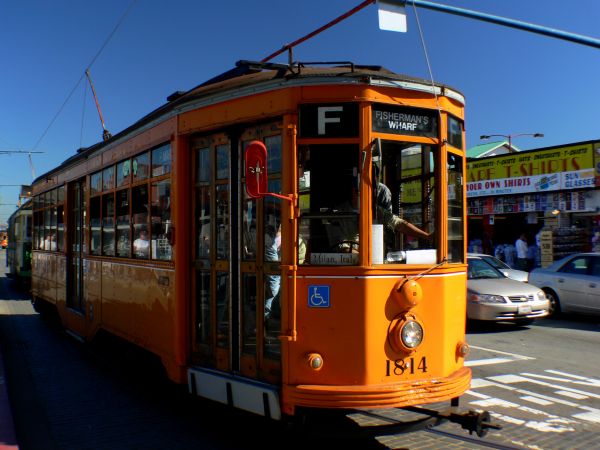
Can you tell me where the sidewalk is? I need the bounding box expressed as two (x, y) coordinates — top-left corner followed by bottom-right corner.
(0, 347), (18, 449)
(0, 250), (20, 449)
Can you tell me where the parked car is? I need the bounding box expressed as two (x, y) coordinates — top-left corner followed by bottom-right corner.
(468, 252), (529, 282)
(467, 255), (549, 325)
(528, 252), (600, 316)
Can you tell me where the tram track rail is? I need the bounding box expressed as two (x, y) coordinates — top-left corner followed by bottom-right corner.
(341, 408), (522, 450)
(424, 427), (524, 450)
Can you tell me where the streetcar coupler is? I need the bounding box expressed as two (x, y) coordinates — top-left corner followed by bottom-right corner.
(405, 406), (502, 437)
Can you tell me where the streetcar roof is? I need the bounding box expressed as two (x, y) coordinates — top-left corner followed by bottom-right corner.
(33, 61), (464, 186)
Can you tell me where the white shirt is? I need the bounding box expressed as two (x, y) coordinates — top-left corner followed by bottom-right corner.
(134, 238), (150, 257)
(516, 238), (528, 259)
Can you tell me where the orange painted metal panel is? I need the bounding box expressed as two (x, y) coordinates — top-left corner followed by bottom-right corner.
(282, 270), (469, 411)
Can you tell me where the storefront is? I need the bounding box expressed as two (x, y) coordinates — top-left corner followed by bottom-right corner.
(466, 139), (600, 266)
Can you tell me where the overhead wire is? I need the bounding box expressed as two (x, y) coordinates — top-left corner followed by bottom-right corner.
(32, 0), (139, 152)
(410, 0), (441, 113)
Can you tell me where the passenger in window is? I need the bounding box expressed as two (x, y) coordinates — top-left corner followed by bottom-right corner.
(375, 172), (430, 239)
(45, 232), (57, 251)
(133, 229), (150, 258)
(265, 224), (281, 320)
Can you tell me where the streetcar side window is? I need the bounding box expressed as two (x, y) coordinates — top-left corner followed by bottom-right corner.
(151, 180), (172, 260)
(298, 144), (359, 265)
(90, 196), (101, 255)
(447, 153), (464, 263)
(132, 184), (149, 259)
(447, 115), (463, 150)
(133, 152), (149, 181)
(102, 192), (115, 256)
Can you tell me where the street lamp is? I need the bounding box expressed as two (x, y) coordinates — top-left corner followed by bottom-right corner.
(480, 133), (544, 151)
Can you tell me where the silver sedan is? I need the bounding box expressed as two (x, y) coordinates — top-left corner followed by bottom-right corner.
(468, 252), (529, 282)
(528, 252), (600, 316)
(467, 256), (549, 325)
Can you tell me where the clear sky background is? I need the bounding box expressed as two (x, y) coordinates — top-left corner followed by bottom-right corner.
(1, 0), (599, 224)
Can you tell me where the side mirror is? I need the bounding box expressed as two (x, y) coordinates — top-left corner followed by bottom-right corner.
(245, 140), (268, 198)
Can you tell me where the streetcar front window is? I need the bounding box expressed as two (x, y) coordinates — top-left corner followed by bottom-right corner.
(372, 141), (435, 264)
(298, 144), (359, 265)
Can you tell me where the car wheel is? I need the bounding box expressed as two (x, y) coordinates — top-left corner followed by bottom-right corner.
(544, 289), (561, 317)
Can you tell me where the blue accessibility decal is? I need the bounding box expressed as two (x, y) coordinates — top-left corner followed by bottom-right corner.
(308, 285), (330, 308)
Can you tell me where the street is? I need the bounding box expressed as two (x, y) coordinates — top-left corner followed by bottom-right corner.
(1, 248), (600, 449)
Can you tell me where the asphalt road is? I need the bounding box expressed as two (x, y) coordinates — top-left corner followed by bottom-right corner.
(1, 249), (600, 449)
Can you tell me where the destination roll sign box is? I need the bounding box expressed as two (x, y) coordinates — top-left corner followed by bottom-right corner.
(372, 104), (438, 137)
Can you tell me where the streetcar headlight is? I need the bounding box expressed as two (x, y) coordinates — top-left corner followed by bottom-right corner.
(400, 320), (423, 349)
(389, 313), (424, 354)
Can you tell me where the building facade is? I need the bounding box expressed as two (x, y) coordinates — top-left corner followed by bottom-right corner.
(466, 139), (600, 267)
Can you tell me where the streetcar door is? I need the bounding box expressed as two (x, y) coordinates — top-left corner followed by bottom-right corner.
(240, 130), (283, 384)
(191, 128), (282, 385)
(67, 179), (86, 313)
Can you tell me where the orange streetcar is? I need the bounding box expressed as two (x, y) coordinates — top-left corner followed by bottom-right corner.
(30, 61), (493, 436)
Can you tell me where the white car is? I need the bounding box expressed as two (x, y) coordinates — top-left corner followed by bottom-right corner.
(467, 255), (549, 325)
(528, 253), (600, 316)
(468, 253), (529, 282)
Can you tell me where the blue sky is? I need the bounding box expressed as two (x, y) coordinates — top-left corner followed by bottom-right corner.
(1, 0), (599, 223)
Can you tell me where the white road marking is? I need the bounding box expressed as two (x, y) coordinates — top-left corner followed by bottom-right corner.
(465, 357), (514, 367)
(572, 411), (600, 423)
(466, 389), (491, 399)
(488, 374), (530, 384)
(555, 390), (589, 400)
(521, 395), (553, 406)
(523, 372), (600, 388)
(469, 378), (496, 389)
(469, 345), (535, 360)
(545, 370), (600, 386)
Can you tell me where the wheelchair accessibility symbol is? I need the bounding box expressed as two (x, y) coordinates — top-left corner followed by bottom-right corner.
(308, 285), (330, 308)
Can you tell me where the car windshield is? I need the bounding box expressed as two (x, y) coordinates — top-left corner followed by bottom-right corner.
(483, 255), (510, 270)
(468, 258), (505, 279)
